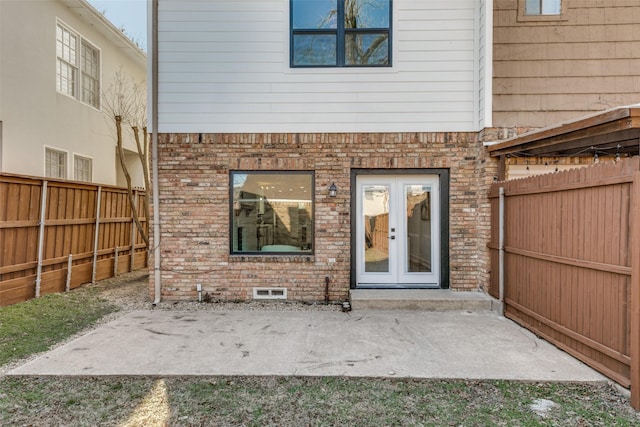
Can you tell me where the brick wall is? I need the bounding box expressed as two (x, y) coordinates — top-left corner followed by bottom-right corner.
(153, 132), (495, 302)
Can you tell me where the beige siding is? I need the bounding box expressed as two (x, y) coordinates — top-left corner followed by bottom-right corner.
(493, 0), (640, 128)
(0, 0), (146, 186)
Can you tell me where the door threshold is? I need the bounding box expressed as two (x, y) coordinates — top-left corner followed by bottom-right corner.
(350, 288), (494, 311)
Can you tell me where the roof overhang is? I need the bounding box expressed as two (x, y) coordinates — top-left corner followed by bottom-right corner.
(59, 0), (147, 68)
(488, 105), (640, 158)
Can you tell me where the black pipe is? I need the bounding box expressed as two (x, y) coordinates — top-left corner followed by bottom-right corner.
(324, 276), (330, 305)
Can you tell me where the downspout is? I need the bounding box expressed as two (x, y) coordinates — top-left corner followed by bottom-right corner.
(151, 0), (161, 304)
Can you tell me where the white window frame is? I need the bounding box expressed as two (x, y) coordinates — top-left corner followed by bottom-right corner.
(45, 147), (68, 179)
(56, 23), (78, 97)
(56, 20), (101, 109)
(80, 40), (100, 108)
(73, 154), (93, 182)
(518, 0), (567, 22)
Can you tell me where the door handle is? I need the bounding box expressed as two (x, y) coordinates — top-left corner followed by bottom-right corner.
(390, 236), (395, 240)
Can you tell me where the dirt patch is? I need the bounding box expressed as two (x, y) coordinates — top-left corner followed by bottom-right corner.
(89, 270), (341, 315)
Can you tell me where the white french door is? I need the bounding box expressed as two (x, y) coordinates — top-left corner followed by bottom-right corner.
(356, 175), (440, 287)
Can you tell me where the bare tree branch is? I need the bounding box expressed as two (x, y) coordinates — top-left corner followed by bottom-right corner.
(103, 69), (150, 250)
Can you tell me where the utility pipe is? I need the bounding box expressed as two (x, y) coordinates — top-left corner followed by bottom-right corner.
(324, 277), (330, 305)
(152, 0), (162, 304)
(34, 180), (48, 298)
(498, 186), (505, 316)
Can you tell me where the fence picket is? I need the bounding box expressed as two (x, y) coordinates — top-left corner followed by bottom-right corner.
(630, 171), (640, 409)
(489, 156), (640, 407)
(0, 174), (147, 306)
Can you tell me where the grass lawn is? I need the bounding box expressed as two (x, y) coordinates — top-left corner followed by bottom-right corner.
(0, 277), (639, 426)
(0, 288), (117, 367)
(1, 376), (638, 426)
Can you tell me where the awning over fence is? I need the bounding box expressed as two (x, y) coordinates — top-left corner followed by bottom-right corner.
(488, 105), (640, 158)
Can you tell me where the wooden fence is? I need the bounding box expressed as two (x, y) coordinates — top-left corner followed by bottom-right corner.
(488, 156), (640, 408)
(0, 173), (147, 306)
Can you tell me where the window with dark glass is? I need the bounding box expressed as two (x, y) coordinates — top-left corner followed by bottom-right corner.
(291, 0), (391, 67)
(231, 172), (314, 254)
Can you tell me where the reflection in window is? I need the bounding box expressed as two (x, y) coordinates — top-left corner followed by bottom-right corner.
(363, 184), (389, 273)
(405, 185), (431, 273)
(291, 0), (391, 67)
(231, 172), (313, 254)
(293, 34), (337, 66)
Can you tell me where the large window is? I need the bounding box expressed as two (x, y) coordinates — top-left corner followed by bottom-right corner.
(56, 22), (101, 108)
(231, 172), (314, 254)
(45, 147), (67, 179)
(290, 0), (391, 67)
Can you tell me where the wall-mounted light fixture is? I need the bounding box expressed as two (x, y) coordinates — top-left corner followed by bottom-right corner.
(328, 182), (337, 197)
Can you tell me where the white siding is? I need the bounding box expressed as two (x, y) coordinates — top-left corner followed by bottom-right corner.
(157, 0), (485, 133)
(478, 0), (493, 128)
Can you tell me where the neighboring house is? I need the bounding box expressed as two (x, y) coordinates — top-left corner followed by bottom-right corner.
(0, 0), (147, 187)
(148, 0), (640, 303)
(489, 0), (640, 177)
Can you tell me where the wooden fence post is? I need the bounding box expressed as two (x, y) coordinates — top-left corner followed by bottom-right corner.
(130, 190), (137, 272)
(91, 186), (102, 284)
(498, 186), (505, 316)
(34, 180), (48, 298)
(114, 247), (119, 277)
(65, 254), (72, 292)
(630, 171), (640, 410)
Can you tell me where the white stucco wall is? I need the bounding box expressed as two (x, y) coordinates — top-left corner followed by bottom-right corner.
(155, 0), (489, 134)
(0, 0), (146, 186)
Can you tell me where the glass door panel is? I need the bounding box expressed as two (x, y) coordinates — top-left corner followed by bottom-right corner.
(363, 184), (390, 273)
(356, 175), (440, 288)
(405, 185), (432, 273)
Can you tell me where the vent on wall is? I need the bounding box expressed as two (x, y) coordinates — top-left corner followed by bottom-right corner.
(253, 287), (287, 300)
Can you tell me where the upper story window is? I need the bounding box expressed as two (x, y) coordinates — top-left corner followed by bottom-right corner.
(290, 0), (391, 67)
(56, 24), (77, 97)
(518, 0), (565, 22)
(56, 22), (101, 109)
(81, 42), (100, 108)
(525, 0), (561, 15)
(45, 147), (67, 179)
